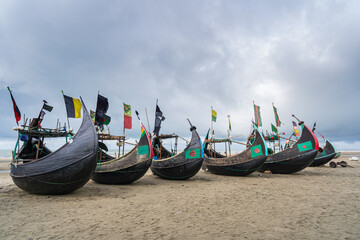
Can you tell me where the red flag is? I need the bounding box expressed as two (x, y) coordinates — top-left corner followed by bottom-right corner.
(8, 87), (21, 125)
(253, 102), (262, 127)
(124, 103), (132, 129)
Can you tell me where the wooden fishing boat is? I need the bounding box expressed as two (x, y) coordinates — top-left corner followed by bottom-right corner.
(10, 100), (98, 195)
(91, 122), (153, 184)
(203, 127), (268, 176)
(309, 139), (336, 167)
(150, 120), (203, 180)
(258, 117), (319, 174)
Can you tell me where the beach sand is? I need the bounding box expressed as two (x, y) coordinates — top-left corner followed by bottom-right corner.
(1, 152), (359, 239)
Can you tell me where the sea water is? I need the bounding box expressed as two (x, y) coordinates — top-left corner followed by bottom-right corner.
(0, 149), (12, 159)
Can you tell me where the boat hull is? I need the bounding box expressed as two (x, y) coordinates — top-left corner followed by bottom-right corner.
(151, 125), (203, 180)
(11, 153), (96, 195)
(203, 128), (268, 176)
(260, 149), (318, 174)
(150, 158), (203, 180)
(205, 155), (267, 176)
(10, 100), (98, 195)
(92, 158), (152, 184)
(309, 152), (336, 167)
(309, 140), (336, 167)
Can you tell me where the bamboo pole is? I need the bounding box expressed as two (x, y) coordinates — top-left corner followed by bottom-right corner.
(35, 138), (41, 160)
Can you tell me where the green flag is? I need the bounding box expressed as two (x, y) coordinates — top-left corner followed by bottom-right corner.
(271, 123), (278, 134)
(212, 109), (217, 122)
(253, 103), (262, 127)
(273, 105), (281, 127)
(103, 114), (111, 125)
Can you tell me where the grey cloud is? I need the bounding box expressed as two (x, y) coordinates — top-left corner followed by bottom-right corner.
(0, 1), (359, 148)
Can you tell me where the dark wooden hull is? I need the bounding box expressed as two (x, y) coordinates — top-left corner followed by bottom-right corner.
(151, 126), (203, 180)
(92, 158), (152, 184)
(260, 150), (318, 174)
(10, 101), (98, 195)
(11, 154), (97, 195)
(309, 140), (336, 167)
(151, 158), (203, 180)
(92, 122), (153, 184)
(259, 121), (319, 174)
(205, 155), (267, 176)
(203, 128), (268, 176)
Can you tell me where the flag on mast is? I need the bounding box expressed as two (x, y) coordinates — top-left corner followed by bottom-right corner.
(212, 109), (217, 122)
(271, 123), (278, 134)
(42, 101), (53, 112)
(253, 102), (262, 127)
(153, 103), (165, 136)
(95, 94), (109, 127)
(7, 87), (21, 125)
(227, 115), (231, 131)
(273, 104), (281, 127)
(124, 103), (132, 129)
(292, 121), (300, 136)
(90, 110), (95, 123)
(63, 94), (82, 118)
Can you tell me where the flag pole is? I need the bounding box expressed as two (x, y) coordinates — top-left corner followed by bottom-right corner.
(123, 103), (126, 156)
(210, 106), (214, 140)
(210, 106), (214, 153)
(61, 90), (71, 130)
(37, 101), (45, 121)
(273, 102), (279, 152)
(145, 108), (151, 137)
(227, 115), (231, 156)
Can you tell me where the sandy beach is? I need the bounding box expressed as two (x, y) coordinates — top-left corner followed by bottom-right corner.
(0, 152), (360, 239)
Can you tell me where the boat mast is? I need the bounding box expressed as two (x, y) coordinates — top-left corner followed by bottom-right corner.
(227, 114), (231, 156)
(210, 106), (214, 154)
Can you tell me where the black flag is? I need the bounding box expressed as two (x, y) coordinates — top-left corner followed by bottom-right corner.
(95, 94), (109, 127)
(42, 102), (53, 112)
(153, 104), (165, 137)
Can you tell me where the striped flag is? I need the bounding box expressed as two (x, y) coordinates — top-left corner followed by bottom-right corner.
(138, 121), (153, 158)
(90, 110), (95, 123)
(293, 121), (300, 136)
(63, 95), (82, 118)
(253, 102), (262, 127)
(212, 109), (217, 122)
(273, 105), (281, 127)
(227, 115), (231, 131)
(124, 103), (132, 129)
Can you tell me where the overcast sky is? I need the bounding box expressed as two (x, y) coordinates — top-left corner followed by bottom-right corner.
(1, 0), (359, 150)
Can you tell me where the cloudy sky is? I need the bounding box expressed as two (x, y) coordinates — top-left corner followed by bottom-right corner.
(1, 0), (359, 150)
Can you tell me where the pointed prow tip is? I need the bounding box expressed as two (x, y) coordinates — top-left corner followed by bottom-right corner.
(135, 110), (140, 120)
(187, 118), (196, 131)
(292, 114), (304, 125)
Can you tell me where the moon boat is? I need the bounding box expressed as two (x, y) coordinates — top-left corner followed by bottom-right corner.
(203, 127), (268, 176)
(258, 117), (319, 174)
(10, 100), (98, 195)
(150, 120), (204, 180)
(309, 139), (336, 167)
(91, 122), (153, 184)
